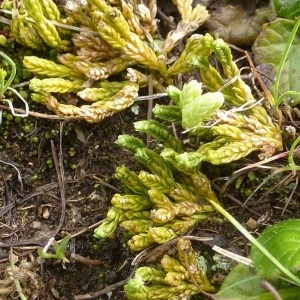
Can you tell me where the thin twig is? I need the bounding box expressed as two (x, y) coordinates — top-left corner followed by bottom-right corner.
(135, 92), (168, 101)
(233, 149), (299, 174)
(60, 220), (104, 241)
(50, 122), (66, 237)
(282, 174), (298, 215)
(245, 51), (274, 106)
(212, 245), (253, 266)
(74, 279), (129, 299)
(0, 104), (69, 120)
(71, 253), (103, 266)
(0, 159), (24, 192)
(91, 175), (121, 193)
(0, 15), (11, 25)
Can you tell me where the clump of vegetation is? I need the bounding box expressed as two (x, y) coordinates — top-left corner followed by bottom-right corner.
(94, 33), (283, 252)
(37, 234), (71, 266)
(1, 0), (299, 299)
(0, 252), (42, 300)
(94, 134), (219, 251)
(3, 0), (209, 121)
(218, 219), (300, 299)
(125, 238), (216, 299)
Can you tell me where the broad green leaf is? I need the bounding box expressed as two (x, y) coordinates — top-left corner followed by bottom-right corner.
(181, 92), (224, 129)
(217, 263), (300, 299)
(272, 0), (300, 19)
(251, 219), (300, 280)
(252, 18), (300, 102)
(217, 263), (265, 299)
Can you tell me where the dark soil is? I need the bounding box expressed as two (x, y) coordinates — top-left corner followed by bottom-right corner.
(0, 104), (148, 299)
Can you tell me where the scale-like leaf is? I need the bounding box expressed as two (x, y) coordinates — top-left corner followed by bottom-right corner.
(251, 219), (300, 280)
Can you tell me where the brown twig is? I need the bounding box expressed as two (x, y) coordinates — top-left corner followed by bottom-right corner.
(74, 279), (129, 299)
(0, 104), (78, 120)
(245, 51), (274, 106)
(71, 253), (103, 266)
(50, 122), (66, 237)
(0, 183), (58, 218)
(91, 175), (121, 193)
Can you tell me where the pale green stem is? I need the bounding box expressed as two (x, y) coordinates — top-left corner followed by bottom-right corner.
(0, 51), (16, 93)
(288, 135), (300, 168)
(277, 91), (300, 106)
(274, 17), (300, 107)
(0, 67), (4, 96)
(0, 51), (29, 118)
(9, 249), (28, 300)
(209, 200), (300, 286)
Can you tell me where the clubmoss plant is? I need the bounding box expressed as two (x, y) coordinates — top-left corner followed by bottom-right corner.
(125, 239), (216, 299)
(94, 33), (283, 252)
(93, 31), (287, 298)
(3, 0), (209, 122)
(150, 34), (282, 166)
(94, 141), (219, 251)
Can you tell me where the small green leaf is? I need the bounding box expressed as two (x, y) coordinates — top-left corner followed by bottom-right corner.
(37, 248), (57, 259)
(53, 235), (71, 259)
(38, 235), (71, 264)
(0, 35), (6, 46)
(181, 92), (224, 129)
(179, 80), (203, 109)
(251, 219), (300, 280)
